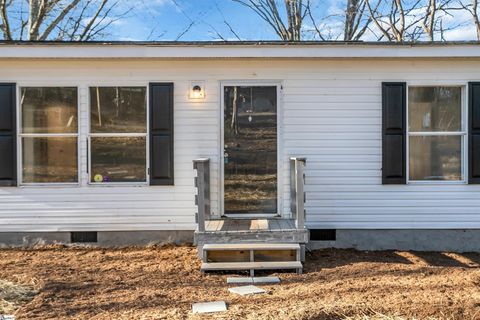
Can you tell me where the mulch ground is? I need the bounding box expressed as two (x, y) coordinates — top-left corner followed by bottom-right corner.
(0, 245), (479, 319)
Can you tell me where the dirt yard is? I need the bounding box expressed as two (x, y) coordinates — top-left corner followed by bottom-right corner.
(0, 245), (479, 320)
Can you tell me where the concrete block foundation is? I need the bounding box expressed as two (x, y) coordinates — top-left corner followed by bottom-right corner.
(2, 229), (480, 252)
(0, 230), (194, 248)
(307, 229), (480, 252)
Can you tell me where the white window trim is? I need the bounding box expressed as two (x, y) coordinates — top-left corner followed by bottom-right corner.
(406, 84), (468, 185)
(87, 86), (150, 186)
(17, 85), (81, 187)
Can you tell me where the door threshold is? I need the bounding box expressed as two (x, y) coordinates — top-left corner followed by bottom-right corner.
(222, 213), (283, 220)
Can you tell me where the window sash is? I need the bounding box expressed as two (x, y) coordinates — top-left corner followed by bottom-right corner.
(89, 86), (147, 134)
(19, 134), (80, 185)
(408, 135), (465, 183)
(87, 86), (148, 185)
(87, 135), (148, 185)
(20, 86), (78, 134)
(19, 87), (79, 185)
(407, 85), (466, 184)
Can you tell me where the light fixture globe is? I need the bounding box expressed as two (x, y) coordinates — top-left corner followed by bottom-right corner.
(190, 81), (205, 99)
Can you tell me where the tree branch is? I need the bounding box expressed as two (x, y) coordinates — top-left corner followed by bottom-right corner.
(39, 0), (81, 40)
(0, 0), (12, 40)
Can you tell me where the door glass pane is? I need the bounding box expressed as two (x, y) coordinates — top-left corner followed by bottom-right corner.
(224, 86), (277, 214)
(409, 136), (462, 181)
(408, 87), (461, 132)
(22, 137), (78, 183)
(21, 87), (77, 134)
(90, 87), (146, 133)
(91, 137), (146, 183)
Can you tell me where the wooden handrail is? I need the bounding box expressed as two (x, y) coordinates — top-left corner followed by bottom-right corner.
(290, 157), (306, 229)
(193, 158), (210, 232)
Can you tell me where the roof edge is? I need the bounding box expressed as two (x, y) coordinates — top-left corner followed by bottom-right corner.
(0, 40), (479, 59)
(0, 40), (479, 46)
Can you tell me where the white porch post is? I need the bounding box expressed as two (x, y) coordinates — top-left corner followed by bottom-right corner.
(193, 158), (210, 232)
(290, 157), (306, 229)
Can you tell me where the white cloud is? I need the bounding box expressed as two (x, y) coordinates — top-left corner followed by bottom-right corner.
(443, 25), (478, 40)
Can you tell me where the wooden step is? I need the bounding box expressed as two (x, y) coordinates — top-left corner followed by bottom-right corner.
(203, 243), (300, 251)
(201, 261), (302, 272)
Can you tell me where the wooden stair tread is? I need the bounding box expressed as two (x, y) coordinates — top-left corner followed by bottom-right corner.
(203, 243), (300, 251)
(201, 261), (302, 271)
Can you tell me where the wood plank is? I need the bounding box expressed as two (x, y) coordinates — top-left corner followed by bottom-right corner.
(235, 220), (251, 232)
(205, 220), (217, 232)
(278, 219), (296, 230)
(254, 250), (297, 262)
(201, 261), (302, 271)
(207, 250), (250, 262)
(195, 228), (310, 244)
(219, 219), (231, 232)
(215, 220), (224, 231)
(269, 219), (281, 231)
(257, 219), (269, 230)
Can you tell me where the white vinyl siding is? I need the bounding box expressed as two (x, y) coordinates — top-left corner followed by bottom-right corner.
(0, 57), (480, 231)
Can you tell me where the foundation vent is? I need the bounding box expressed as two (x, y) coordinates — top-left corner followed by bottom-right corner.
(71, 232), (98, 243)
(310, 229), (336, 241)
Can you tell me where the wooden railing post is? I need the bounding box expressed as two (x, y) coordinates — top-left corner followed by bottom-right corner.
(193, 158), (210, 232)
(290, 157), (306, 229)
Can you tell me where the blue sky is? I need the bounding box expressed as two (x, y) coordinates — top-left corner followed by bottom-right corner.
(107, 0), (477, 41)
(110, 0), (283, 41)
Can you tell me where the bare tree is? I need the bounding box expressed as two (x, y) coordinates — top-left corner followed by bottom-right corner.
(366, 0), (419, 41)
(0, 0), (129, 41)
(457, 0), (480, 39)
(232, 0), (309, 41)
(344, 0), (373, 40)
(230, 0), (377, 41)
(365, 0), (456, 41)
(420, 0), (457, 40)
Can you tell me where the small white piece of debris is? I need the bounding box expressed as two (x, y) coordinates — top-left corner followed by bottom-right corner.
(227, 277), (253, 284)
(192, 301), (227, 314)
(227, 276), (281, 284)
(228, 285), (266, 296)
(253, 276), (281, 284)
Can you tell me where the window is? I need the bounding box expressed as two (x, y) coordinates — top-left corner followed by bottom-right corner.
(20, 87), (78, 184)
(89, 87), (147, 183)
(408, 86), (465, 182)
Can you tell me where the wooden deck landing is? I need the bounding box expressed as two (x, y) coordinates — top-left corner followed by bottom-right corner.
(205, 219), (297, 233)
(195, 218), (309, 247)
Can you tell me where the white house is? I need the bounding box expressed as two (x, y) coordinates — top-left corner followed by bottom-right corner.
(1, 42), (480, 269)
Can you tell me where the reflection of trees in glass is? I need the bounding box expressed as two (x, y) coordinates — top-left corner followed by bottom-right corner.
(408, 86), (463, 181)
(231, 86), (239, 135)
(89, 87), (147, 183)
(224, 86), (277, 213)
(409, 87), (461, 132)
(91, 137), (146, 183)
(21, 87), (78, 133)
(90, 87), (147, 133)
(20, 87), (79, 183)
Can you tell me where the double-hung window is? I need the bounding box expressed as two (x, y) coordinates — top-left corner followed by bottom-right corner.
(20, 87), (78, 184)
(408, 86), (465, 182)
(89, 87), (147, 184)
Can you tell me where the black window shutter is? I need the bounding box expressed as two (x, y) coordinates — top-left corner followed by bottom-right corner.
(149, 83), (174, 185)
(382, 82), (406, 184)
(0, 83), (16, 186)
(469, 82), (480, 184)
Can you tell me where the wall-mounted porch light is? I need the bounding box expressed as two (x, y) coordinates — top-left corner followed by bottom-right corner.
(190, 81), (205, 99)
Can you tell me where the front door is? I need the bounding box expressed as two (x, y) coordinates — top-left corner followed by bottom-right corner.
(223, 85), (278, 215)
